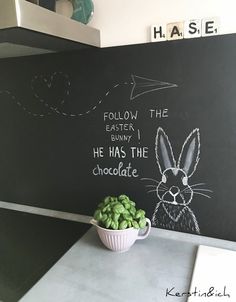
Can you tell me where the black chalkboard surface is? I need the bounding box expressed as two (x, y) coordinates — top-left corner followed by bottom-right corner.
(0, 34), (236, 241)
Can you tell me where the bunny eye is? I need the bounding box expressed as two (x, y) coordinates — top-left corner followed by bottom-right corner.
(162, 175), (167, 183)
(182, 176), (188, 186)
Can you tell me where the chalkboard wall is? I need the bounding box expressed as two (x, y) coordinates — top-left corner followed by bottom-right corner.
(0, 34), (236, 241)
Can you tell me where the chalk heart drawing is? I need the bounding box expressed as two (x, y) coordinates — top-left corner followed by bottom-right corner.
(142, 127), (212, 234)
(31, 71), (70, 110)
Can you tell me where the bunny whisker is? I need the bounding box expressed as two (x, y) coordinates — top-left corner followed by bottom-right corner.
(192, 191), (211, 199)
(192, 188), (213, 193)
(180, 187), (192, 194)
(147, 189), (157, 193)
(184, 190), (194, 194)
(160, 184), (168, 189)
(181, 184), (209, 194)
(158, 183), (168, 189)
(147, 189), (165, 194)
(141, 177), (161, 184)
(141, 178), (168, 190)
(147, 190), (156, 193)
(145, 184), (168, 191)
(147, 185), (166, 190)
(189, 183), (206, 188)
(158, 184), (168, 190)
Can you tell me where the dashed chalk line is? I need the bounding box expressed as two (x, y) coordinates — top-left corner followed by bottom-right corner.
(0, 72), (134, 118)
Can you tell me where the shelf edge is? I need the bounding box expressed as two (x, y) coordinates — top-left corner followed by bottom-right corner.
(0, 0), (101, 48)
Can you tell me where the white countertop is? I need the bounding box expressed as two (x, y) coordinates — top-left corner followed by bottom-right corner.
(20, 226), (236, 302)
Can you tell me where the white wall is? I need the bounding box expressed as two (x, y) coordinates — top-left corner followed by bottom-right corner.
(89, 0), (236, 46)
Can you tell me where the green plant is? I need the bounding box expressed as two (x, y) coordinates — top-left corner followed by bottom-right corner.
(93, 195), (147, 230)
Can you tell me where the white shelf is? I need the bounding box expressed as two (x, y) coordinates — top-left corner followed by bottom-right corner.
(0, 0), (101, 58)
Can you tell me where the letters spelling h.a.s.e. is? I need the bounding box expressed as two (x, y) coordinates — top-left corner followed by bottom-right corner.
(151, 17), (220, 42)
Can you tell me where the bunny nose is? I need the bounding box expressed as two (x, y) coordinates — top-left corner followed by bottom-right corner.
(169, 186), (180, 196)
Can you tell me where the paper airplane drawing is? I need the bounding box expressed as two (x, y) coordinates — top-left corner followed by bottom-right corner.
(130, 75), (178, 100)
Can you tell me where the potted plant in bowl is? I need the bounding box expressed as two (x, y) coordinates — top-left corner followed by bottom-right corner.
(90, 195), (151, 252)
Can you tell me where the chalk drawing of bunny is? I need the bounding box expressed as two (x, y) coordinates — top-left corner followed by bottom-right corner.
(142, 127), (212, 235)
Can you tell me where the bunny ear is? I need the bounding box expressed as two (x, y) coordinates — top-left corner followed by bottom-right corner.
(178, 128), (200, 177)
(155, 127), (176, 173)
